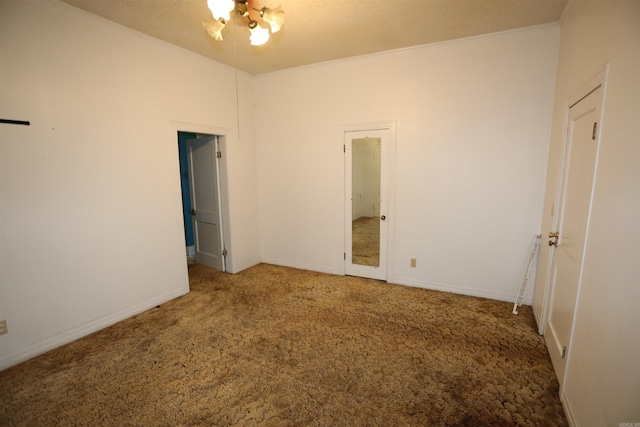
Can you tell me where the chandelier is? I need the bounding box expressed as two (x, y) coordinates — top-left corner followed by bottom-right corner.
(203, 0), (284, 46)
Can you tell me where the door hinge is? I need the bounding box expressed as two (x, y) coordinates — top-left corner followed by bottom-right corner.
(344, 252), (346, 260)
(343, 145), (346, 153)
(592, 122), (597, 140)
(222, 249), (227, 257)
(217, 151), (222, 159)
(561, 346), (567, 359)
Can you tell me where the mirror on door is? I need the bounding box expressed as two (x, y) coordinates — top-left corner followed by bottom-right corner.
(351, 137), (381, 267)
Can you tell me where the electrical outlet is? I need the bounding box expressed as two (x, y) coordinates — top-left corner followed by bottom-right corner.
(0, 320), (7, 336)
(410, 258), (417, 268)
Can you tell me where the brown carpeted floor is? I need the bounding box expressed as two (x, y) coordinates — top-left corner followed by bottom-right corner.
(0, 263), (567, 426)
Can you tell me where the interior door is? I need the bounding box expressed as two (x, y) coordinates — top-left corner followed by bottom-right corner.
(544, 85), (603, 384)
(188, 136), (225, 271)
(345, 129), (389, 281)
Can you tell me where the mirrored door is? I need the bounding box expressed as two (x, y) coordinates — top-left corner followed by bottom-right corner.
(345, 129), (389, 280)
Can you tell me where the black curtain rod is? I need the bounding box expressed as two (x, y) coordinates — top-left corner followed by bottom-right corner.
(1, 119), (30, 126)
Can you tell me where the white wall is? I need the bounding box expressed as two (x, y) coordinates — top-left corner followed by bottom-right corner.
(532, 1), (640, 424)
(255, 25), (560, 302)
(0, 0), (261, 369)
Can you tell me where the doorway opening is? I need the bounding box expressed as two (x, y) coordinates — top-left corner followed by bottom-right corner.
(177, 130), (227, 272)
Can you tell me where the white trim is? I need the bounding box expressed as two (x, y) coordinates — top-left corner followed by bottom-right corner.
(561, 389), (578, 427)
(257, 260), (526, 305)
(255, 23), (560, 78)
(393, 276), (534, 305)
(567, 67), (609, 106)
(214, 136), (226, 272)
(0, 287), (188, 371)
(49, 0), (559, 78)
(216, 135), (234, 273)
(49, 0), (237, 72)
(229, 257), (262, 274)
(260, 257), (342, 276)
(171, 121), (231, 138)
(532, 303), (542, 333)
(341, 121), (397, 283)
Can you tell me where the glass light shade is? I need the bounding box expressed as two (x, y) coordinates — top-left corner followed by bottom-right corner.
(207, 0), (235, 21)
(261, 6), (284, 33)
(203, 19), (226, 41)
(249, 24), (270, 46)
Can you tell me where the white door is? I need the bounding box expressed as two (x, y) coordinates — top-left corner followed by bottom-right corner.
(188, 136), (225, 271)
(345, 129), (389, 281)
(544, 84), (603, 384)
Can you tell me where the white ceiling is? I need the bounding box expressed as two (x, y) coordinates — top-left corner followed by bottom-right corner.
(57, 0), (568, 75)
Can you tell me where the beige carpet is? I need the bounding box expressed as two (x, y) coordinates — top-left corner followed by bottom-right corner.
(0, 264), (567, 426)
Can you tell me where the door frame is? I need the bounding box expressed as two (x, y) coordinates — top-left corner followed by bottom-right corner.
(171, 121), (232, 272)
(540, 68), (607, 390)
(340, 121), (397, 282)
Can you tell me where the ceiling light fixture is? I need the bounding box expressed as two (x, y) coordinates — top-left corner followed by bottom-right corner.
(203, 0), (284, 46)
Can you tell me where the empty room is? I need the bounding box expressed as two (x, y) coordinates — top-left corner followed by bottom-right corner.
(0, 0), (638, 425)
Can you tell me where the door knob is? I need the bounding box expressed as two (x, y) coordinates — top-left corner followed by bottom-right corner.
(548, 231), (559, 247)
(380, 215), (386, 221)
(190, 208), (196, 216)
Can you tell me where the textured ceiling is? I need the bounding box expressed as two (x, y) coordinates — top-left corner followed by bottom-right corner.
(56, 0), (568, 75)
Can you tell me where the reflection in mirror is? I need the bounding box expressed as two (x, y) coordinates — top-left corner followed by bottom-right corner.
(351, 138), (381, 266)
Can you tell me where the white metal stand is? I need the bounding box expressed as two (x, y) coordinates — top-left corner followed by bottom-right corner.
(513, 234), (541, 315)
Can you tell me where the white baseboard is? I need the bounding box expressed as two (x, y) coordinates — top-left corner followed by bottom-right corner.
(260, 257), (342, 276)
(389, 275), (532, 305)
(532, 303), (544, 334)
(561, 389), (577, 427)
(260, 259), (529, 306)
(0, 286), (189, 371)
(228, 257), (262, 274)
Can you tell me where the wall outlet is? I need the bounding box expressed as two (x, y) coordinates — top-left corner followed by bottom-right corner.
(0, 320), (7, 336)
(410, 258), (417, 268)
